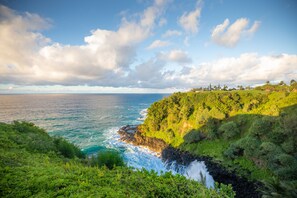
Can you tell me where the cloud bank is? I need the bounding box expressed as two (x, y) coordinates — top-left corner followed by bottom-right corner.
(0, 1), (167, 86)
(0, 3), (296, 92)
(179, 53), (297, 87)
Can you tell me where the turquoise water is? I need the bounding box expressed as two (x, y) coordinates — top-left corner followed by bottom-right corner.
(0, 94), (165, 151)
(0, 94), (215, 187)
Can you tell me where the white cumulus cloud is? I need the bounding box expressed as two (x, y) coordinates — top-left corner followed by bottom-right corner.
(0, 1), (168, 86)
(178, 1), (202, 34)
(211, 18), (261, 47)
(160, 50), (192, 64)
(1, 3), (296, 91)
(147, 40), (170, 49)
(162, 30), (182, 38)
(180, 53), (297, 86)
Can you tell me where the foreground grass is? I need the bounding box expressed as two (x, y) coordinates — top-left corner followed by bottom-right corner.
(0, 121), (234, 198)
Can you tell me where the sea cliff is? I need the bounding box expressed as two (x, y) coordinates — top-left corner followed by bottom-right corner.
(118, 125), (262, 198)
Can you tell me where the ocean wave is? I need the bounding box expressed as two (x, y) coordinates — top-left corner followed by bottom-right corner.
(137, 108), (148, 121)
(103, 127), (214, 188)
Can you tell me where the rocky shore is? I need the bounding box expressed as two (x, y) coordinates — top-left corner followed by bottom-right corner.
(118, 125), (167, 153)
(118, 125), (262, 198)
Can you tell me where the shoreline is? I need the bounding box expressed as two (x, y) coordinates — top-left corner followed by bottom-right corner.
(118, 125), (262, 198)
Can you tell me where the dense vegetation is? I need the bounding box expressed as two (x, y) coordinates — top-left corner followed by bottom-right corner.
(140, 82), (297, 196)
(0, 121), (234, 197)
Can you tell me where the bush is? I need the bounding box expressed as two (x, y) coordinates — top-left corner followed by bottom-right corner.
(205, 118), (220, 139)
(209, 107), (226, 120)
(281, 140), (295, 154)
(235, 114), (247, 126)
(271, 154), (297, 179)
(239, 136), (261, 158)
(183, 130), (204, 143)
(90, 149), (125, 169)
(224, 143), (243, 159)
(249, 117), (272, 138)
(259, 142), (283, 166)
(261, 178), (297, 198)
(267, 126), (286, 144)
(218, 121), (240, 139)
(12, 121), (37, 133)
(54, 137), (85, 159)
(9, 121), (56, 153)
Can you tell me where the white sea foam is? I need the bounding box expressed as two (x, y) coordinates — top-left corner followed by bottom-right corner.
(137, 108), (148, 121)
(103, 127), (215, 188)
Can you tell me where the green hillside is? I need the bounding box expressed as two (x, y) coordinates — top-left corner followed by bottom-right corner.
(0, 121), (234, 197)
(140, 83), (297, 196)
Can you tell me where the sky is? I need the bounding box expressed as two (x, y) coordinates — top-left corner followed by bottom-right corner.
(0, 0), (297, 93)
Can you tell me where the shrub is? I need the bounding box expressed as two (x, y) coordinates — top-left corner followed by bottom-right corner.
(183, 130), (204, 143)
(249, 117), (272, 138)
(281, 140), (295, 154)
(283, 112), (297, 135)
(166, 128), (175, 140)
(218, 121), (240, 139)
(90, 149), (125, 169)
(54, 137), (85, 159)
(10, 121), (56, 153)
(209, 107), (226, 120)
(239, 136), (261, 158)
(267, 126), (286, 144)
(205, 118), (219, 139)
(224, 143), (243, 159)
(259, 142), (283, 166)
(261, 178), (297, 198)
(12, 121), (37, 133)
(271, 154), (297, 179)
(235, 114), (247, 126)
(26, 132), (56, 153)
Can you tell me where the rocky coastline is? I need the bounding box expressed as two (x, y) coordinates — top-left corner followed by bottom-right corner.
(118, 125), (262, 198)
(118, 125), (167, 153)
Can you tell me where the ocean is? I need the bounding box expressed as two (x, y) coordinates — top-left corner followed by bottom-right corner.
(0, 94), (214, 187)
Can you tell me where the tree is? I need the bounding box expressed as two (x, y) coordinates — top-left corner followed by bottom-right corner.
(209, 84), (212, 91)
(278, 81), (285, 85)
(218, 121), (240, 139)
(266, 80), (270, 85)
(290, 79), (296, 85)
(222, 85), (228, 91)
(246, 86), (252, 90)
(237, 85), (245, 90)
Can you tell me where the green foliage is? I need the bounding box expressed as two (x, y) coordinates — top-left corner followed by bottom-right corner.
(11, 121), (56, 153)
(0, 122), (234, 197)
(223, 143), (243, 159)
(204, 118), (220, 139)
(261, 178), (297, 198)
(239, 136), (261, 158)
(139, 87), (297, 195)
(183, 129), (204, 143)
(218, 121), (240, 139)
(89, 149), (125, 169)
(249, 117), (273, 138)
(271, 154), (297, 180)
(54, 137), (85, 159)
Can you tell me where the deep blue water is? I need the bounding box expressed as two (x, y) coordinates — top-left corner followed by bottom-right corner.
(0, 94), (214, 187)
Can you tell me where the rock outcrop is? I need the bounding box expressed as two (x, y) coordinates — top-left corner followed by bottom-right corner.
(118, 125), (168, 153)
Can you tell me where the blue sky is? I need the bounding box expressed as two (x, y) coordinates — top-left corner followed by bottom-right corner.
(0, 0), (296, 93)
